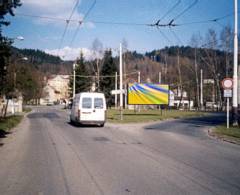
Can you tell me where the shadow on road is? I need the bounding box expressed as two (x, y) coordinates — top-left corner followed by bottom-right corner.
(27, 112), (60, 119)
(0, 129), (11, 138)
(178, 113), (225, 126)
(0, 129), (12, 147)
(144, 113), (226, 138)
(67, 122), (102, 128)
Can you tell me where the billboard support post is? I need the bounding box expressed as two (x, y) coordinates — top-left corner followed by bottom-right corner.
(159, 72), (161, 84)
(138, 71), (141, 112)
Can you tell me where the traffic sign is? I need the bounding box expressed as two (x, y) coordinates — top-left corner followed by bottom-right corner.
(224, 89), (232, 98)
(222, 78), (233, 89)
(111, 89), (125, 95)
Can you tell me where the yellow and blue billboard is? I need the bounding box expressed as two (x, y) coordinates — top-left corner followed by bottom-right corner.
(128, 83), (169, 105)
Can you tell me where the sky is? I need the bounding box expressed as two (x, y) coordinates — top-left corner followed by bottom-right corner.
(3, 0), (236, 60)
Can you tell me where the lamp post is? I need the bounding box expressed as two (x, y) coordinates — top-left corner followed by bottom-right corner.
(12, 56), (28, 114)
(14, 57), (28, 89)
(73, 63), (76, 98)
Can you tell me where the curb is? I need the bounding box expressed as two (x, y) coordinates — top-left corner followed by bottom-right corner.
(207, 127), (240, 145)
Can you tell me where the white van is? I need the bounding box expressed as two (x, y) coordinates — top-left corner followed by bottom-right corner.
(70, 92), (106, 127)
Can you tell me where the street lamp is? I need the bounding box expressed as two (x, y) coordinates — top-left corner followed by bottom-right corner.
(16, 36), (24, 41)
(14, 57), (28, 89)
(10, 36), (24, 42)
(73, 63), (76, 98)
(12, 57), (28, 115)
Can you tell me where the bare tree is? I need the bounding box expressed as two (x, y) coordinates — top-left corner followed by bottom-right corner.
(204, 29), (223, 110)
(190, 33), (202, 109)
(220, 25), (233, 77)
(91, 38), (103, 91)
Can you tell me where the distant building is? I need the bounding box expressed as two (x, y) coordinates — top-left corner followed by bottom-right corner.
(171, 88), (194, 109)
(0, 94), (23, 116)
(40, 75), (70, 105)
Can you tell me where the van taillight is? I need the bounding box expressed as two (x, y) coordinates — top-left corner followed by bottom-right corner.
(78, 109), (81, 119)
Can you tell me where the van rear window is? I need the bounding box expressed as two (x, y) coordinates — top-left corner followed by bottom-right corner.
(94, 98), (103, 109)
(82, 98), (92, 109)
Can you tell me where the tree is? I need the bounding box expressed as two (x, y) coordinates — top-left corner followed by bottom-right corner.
(91, 38), (103, 92)
(220, 25), (233, 77)
(0, 0), (21, 96)
(204, 29), (223, 110)
(0, 34), (11, 95)
(69, 52), (91, 97)
(100, 50), (117, 106)
(0, 0), (21, 117)
(190, 33), (202, 109)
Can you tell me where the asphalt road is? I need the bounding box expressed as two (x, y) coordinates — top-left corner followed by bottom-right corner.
(0, 106), (240, 195)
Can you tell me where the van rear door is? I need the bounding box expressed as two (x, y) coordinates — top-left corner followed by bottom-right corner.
(80, 97), (93, 121)
(92, 97), (105, 121)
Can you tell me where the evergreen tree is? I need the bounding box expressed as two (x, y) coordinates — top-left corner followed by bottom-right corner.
(69, 52), (91, 97)
(99, 50), (117, 106)
(0, 0), (21, 96)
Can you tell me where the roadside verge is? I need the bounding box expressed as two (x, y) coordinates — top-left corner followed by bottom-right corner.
(0, 108), (32, 146)
(107, 109), (206, 124)
(208, 125), (240, 145)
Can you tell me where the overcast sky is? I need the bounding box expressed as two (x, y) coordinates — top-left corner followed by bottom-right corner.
(4, 0), (235, 60)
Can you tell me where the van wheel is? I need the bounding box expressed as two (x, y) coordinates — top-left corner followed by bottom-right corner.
(99, 123), (104, 127)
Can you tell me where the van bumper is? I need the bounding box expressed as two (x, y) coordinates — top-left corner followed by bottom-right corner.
(77, 120), (105, 125)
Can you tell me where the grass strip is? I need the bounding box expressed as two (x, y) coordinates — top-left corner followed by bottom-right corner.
(107, 109), (205, 123)
(23, 107), (32, 113)
(214, 125), (240, 139)
(0, 115), (23, 137)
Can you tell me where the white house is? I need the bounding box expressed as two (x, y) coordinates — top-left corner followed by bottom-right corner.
(40, 75), (70, 105)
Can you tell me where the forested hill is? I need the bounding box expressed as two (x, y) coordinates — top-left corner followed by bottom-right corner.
(11, 47), (62, 64)
(145, 46), (226, 63)
(11, 47), (72, 74)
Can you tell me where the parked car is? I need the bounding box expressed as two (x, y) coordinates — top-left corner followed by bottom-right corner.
(70, 92), (106, 127)
(47, 101), (54, 106)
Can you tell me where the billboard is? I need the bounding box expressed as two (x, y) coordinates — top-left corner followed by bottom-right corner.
(128, 83), (169, 105)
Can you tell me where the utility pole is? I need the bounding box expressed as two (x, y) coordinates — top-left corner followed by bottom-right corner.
(97, 58), (100, 92)
(200, 69), (203, 110)
(159, 72), (161, 84)
(138, 71), (141, 83)
(233, 0), (238, 125)
(164, 54), (168, 82)
(73, 63), (76, 98)
(195, 48), (200, 109)
(115, 72), (118, 109)
(120, 43), (123, 120)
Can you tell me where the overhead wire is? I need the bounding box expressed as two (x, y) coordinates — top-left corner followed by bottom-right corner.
(169, 27), (184, 45)
(176, 11), (238, 26)
(69, 0), (96, 47)
(57, 0), (80, 56)
(17, 9), (235, 29)
(159, 0), (181, 21)
(159, 29), (173, 46)
(16, 13), (149, 26)
(171, 0), (198, 22)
